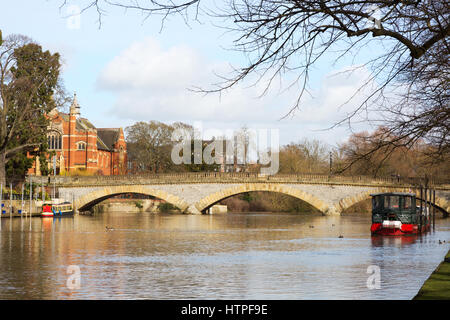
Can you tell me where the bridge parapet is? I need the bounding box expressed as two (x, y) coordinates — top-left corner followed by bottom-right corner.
(43, 173), (450, 188)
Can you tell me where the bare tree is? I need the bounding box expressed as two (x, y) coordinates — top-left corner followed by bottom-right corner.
(126, 121), (175, 173)
(59, 0), (449, 162)
(338, 127), (450, 179)
(279, 139), (329, 174)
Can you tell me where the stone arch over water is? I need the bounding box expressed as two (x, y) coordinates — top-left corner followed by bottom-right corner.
(194, 183), (332, 214)
(76, 185), (188, 212)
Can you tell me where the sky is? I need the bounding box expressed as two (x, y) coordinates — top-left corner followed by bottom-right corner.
(0, 0), (383, 148)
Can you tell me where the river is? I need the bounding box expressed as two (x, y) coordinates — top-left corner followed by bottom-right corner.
(0, 212), (448, 299)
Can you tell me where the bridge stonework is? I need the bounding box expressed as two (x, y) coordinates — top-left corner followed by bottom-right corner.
(54, 174), (450, 215)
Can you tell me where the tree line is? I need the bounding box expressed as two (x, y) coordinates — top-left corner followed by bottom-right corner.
(126, 120), (450, 181)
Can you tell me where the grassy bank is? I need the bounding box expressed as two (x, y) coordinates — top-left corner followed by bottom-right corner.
(414, 249), (450, 300)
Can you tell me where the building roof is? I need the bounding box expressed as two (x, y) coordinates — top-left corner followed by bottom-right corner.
(59, 112), (70, 122)
(77, 118), (96, 130)
(97, 128), (120, 151)
(54, 111), (121, 152)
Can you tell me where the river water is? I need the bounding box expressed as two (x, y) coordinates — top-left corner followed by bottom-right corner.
(0, 212), (448, 300)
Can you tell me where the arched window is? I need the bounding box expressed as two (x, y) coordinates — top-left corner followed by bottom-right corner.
(48, 131), (62, 150)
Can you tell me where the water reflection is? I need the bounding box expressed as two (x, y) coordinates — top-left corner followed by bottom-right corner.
(0, 212), (448, 299)
(371, 235), (418, 247)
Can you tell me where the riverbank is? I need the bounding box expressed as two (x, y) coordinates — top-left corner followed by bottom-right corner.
(414, 249), (450, 300)
(0, 199), (43, 217)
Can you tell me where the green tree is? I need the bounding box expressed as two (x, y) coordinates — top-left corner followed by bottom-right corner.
(5, 152), (33, 177)
(0, 32), (61, 185)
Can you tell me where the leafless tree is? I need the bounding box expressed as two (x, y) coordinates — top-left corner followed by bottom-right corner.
(338, 127), (450, 179)
(126, 120), (175, 173)
(279, 139), (329, 174)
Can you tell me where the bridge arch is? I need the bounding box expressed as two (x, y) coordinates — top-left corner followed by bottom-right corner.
(194, 183), (334, 214)
(337, 187), (388, 213)
(75, 185), (189, 212)
(337, 187), (450, 216)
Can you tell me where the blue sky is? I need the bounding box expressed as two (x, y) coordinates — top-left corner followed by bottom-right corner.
(0, 0), (382, 147)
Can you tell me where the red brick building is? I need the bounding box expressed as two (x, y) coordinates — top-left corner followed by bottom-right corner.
(28, 94), (127, 176)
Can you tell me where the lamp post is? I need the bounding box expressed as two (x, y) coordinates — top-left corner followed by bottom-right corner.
(329, 152), (333, 176)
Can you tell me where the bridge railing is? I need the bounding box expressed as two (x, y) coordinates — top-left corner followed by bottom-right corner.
(43, 172), (450, 187)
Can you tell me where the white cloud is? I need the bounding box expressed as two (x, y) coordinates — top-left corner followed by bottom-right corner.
(96, 37), (377, 145)
(97, 38), (207, 92)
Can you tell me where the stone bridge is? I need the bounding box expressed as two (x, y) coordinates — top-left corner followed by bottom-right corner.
(46, 173), (450, 216)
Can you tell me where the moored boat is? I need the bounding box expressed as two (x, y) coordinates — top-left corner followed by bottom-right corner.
(42, 202), (54, 217)
(370, 192), (430, 236)
(41, 200), (74, 217)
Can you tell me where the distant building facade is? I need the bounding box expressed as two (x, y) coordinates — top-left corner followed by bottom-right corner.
(28, 94), (127, 176)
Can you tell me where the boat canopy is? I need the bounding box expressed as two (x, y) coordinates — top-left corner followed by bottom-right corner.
(370, 192), (416, 197)
(371, 192), (416, 213)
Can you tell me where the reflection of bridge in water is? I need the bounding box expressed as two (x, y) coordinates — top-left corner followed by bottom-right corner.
(45, 173), (450, 215)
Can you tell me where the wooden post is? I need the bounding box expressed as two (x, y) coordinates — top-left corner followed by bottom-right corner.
(424, 188), (427, 230)
(428, 188), (432, 229)
(426, 188), (430, 229)
(21, 184), (24, 219)
(419, 186), (423, 233)
(0, 184), (2, 226)
(427, 187), (430, 230)
(29, 176), (32, 218)
(72, 193), (75, 214)
(10, 183), (12, 219)
(433, 189), (436, 231)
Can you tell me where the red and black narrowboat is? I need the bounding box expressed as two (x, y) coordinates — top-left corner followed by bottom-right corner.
(370, 192), (431, 236)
